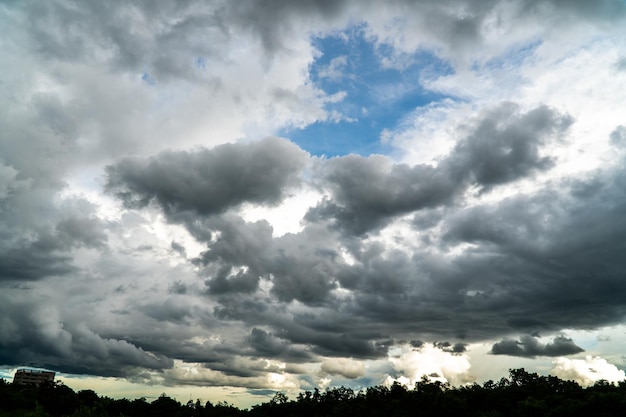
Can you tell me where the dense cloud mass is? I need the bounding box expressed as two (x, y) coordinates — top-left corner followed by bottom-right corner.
(0, 294), (173, 377)
(106, 137), (308, 216)
(491, 335), (584, 358)
(2, 0), (626, 405)
(307, 103), (572, 234)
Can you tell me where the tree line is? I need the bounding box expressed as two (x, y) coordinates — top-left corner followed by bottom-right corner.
(1, 368), (625, 417)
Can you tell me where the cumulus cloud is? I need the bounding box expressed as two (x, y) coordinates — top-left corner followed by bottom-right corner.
(320, 358), (365, 379)
(106, 137), (308, 217)
(434, 341), (468, 354)
(0, 295), (172, 376)
(491, 335), (584, 358)
(317, 56), (349, 80)
(0, 238), (77, 282)
(189, 215), (342, 303)
(307, 103), (571, 234)
(552, 356), (626, 386)
(386, 344), (472, 387)
(447, 103), (572, 188)
(306, 154), (457, 234)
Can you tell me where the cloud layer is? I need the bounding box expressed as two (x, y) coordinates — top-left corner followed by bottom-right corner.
(1, 0), (626, 403)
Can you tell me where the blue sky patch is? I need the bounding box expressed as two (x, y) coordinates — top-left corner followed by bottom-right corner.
(281, 26), (454, 157)
(141, 72), (156, 86)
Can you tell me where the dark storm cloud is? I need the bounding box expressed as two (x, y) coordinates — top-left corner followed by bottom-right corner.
(207, 266), (262, 295)
(0, 234), (77, 281)
(101, 103), (626, 373)
(266, 227), (341, 303)
(434, 341), (468, 354)
(336, 245), (418, 295)
(306, 155), (458, 234)
(193, 215), (275, 296)
(0, 216), (105, 282)
(283, 154), (626, 347)
(102, 124), (626, 365)
(106, 137), (307, 216)
(447, 103), (573, 188)
(246, 328), (312, 361)
(208, 289), (392, 361)
(247, 328), (289, 357)
(295, 330), (390, 359)
(193, 215), (340, 303)
(308, 103), (571, 234)
(137, 299), (193, 324)
(410, 340), (425, 349)
(202, 359), (283, 379)
(491, 335), (584, 358)
(429, 162), (626, 335)
(0, 294), (173, 377)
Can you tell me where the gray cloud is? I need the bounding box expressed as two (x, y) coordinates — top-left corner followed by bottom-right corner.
(16, 0), (626, 88)
(56, 216), (108, 249)
(106, 137), (307, 216)
(247, 328), (290, 357)
(306, 155), (458, 234)
(434, 341), (468, 354)
(193, 215), (275, 296)
(0, 293), (173, 376)
(610, 125), (626, 147)
(99, 133), (626, 370)
(0, 240), (76, 282)
(435, 165), (626, 335)
(170, 241), (187, 258)
(491, 335), (584, 358)
(246, 328), (312, 362)
(307, 103), (571, 234)
(60, 111), (626, 383)
(447, 103), (572, 188)
(410, 340), (425, 349)
(0, 212), (108, 282)
(191, 215), (341, 304)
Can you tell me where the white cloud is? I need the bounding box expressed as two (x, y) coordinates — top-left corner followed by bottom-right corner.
(552, 356), (625, 386)
(320, 357), (365, 379)
(386, 33), (626, 195)
(385, 344), (472, 387)
(318, 55), (348, 80)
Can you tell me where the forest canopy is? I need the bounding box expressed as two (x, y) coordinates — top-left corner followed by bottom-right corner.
(1, 368), (625, 417)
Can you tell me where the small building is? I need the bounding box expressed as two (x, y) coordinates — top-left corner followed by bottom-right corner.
(13, 369), (55, 386)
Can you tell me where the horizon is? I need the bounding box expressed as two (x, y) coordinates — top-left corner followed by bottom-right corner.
(1, 0), (626, 409)
(1, 364), (620, 409)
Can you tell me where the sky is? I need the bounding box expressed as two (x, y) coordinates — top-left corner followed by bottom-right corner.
(1, 0), (626, 408)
